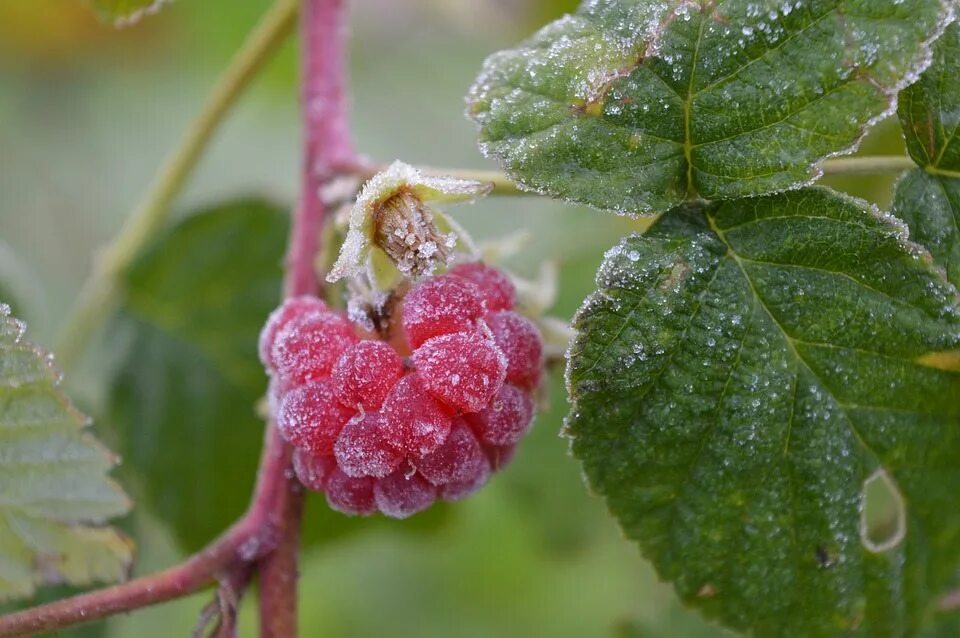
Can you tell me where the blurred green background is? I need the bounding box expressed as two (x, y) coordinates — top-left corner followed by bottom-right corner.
(0, 1), (907, 636)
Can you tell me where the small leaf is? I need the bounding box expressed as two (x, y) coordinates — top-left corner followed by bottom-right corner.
(468, 0), (952, 214)
(0, 305), (132, 601)
(894, 22), (960, 296)
(899, 22), (960, 173)
(566, 188), (960, 635)
(87, 0), (170, 27)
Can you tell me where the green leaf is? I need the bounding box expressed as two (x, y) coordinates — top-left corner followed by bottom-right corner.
(467, 0), (951, 214)
(899, 22), (960, 174)
(894, 22), (960, 299)
(87, 0), (169, 26)
(108, 199), (289, 552)
(566, 188), (960, 635)
(0, 305), (132, 602)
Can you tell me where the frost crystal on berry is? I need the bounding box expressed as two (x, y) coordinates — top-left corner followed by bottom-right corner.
(277, 379), (356, 456)
(373, 468), (436, 519)
(449, 262), (515, 312)
(381, 374), (453, 457)
(334, 413), (403, 478)
(332, 340), (404, 410)
(271, 311), (358, 385)
(259, 295), (328, 372)
(293, 449), (336, 492)
(469, 383), (534, 445)
(326, 470), (377, 516)
(413, 332), (506, 413)
(402, 275), (486, 348)
(486, 311), (543, 390)
(417, 420), (486, 486)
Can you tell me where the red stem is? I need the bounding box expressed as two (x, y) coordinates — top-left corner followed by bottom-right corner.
(0, 0), (355, 636)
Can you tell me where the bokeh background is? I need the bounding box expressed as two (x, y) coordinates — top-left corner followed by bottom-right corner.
(0, 1), (907, 636)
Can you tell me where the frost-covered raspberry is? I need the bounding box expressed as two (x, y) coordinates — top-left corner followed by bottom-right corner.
(334, 413), (403, 478)
(401, 275), (486, 348)
(271, 311), (358, 385)
(373, 467), (436, 519)
(332, 340), (404, 410)
(413, 332), (506, 413)
(449, 262), (515, 312)
(259, 295), (328, 372)
(261, 261), (543, 520)
(381, 374), (453, 458)
(416, 420), (486, 486)
(276, 379), (355, 455)
(468, 383), (534, 446)
(292, 449), (336, 492)
(326, 470), (377, 516)
(486, 311), (543, 390)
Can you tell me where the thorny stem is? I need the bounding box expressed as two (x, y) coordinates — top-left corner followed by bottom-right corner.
(0, 0), (355, 636)
(55, 0), (300, 371)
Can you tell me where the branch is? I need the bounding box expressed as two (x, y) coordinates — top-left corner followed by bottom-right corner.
(56, 0), (300, 370)
(257, 1), (356, 634)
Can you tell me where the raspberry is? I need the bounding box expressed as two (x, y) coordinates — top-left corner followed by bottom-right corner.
(334, 413), (403, 478)
(416, 420), (486, 486)
(276, 379), (356, 456)
(326, 469), (377, 516)
(486, 311), (543, 390)
(259, 295), (328, 372)
(468, 383), (534, 446)
(381, 374), (453, 457)
(332, 340), (404, 410)
(271, 311), (358, 385)
(413, 332), (506, 413)
(374, 467), (436, 519)
(293, 449), (336, 492)
(448, 262), (516, 312)
(438, 455), (491, 502)
(401, 275), (486, 348)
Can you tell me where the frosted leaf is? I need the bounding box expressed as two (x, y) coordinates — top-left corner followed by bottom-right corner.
(328, 161), (492, 283)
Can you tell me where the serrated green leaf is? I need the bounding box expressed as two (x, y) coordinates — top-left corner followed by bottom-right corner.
(0, 306), (132, 602)
(87, 0), (169, 26)
(893, 169), (960, 291)
(468, 0), (951, 214)
(566, 188), (960, 635)
(899, 22), (960, 174)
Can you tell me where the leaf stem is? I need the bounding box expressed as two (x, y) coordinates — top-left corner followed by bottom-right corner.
(55, 0), (300, 370)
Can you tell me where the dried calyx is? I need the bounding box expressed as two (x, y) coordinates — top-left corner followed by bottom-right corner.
(373, 187), (454, 277)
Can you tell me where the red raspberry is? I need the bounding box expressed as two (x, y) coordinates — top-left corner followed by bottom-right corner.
(332, 340), (404, 410)
(401, 275), (486, 348)
(486, 311), (543, 390)
(276, 379), (355, 456)
(259, 295), (328, 372)
(271, 311), (358, 386)
(374, 467), (436, 519)
(448, 262), (515, 312)
(416, 420), (486, 486)
(381, 375), (453, 457)
(469, 384), (534, 446)
(292, 449), (336, 492)
(334, 413), (403, 478)
(438, 455), (491, 502)
(326, 469), (377, 516)
(413, 332), (506, 413)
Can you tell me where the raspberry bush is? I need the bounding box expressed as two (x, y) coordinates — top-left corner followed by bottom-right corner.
(2, 1), (960, 637)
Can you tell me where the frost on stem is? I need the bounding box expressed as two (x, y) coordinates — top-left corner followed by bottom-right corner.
(327, 161), (492, 283)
